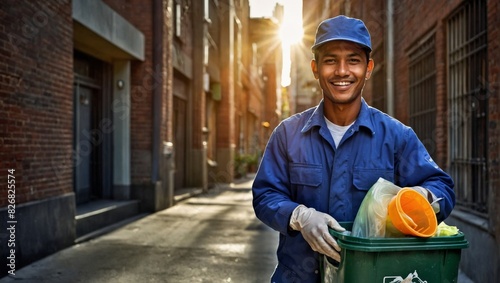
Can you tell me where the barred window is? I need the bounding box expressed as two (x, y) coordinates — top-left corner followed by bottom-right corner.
(409, 35), (437, 160)
(447, 0), (488, 215)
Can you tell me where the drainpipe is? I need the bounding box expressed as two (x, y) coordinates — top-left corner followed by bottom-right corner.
(386, 0), (394, 116)
(152, 0), (163, 183)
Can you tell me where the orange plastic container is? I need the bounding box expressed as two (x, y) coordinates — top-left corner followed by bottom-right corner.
(387, 188), (437, 237)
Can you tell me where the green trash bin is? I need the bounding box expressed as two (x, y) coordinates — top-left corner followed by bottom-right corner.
(321, 222), (469, 283)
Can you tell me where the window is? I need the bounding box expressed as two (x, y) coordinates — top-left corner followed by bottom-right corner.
(409, 35), (437, 160)
(447, 0), (488, 215)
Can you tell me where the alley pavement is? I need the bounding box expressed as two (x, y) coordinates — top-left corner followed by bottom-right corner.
(1, 175), (278, 283)
(1, 174), (474, 283)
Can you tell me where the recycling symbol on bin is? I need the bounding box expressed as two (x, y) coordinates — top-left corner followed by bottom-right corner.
(383, 270), (427, 283)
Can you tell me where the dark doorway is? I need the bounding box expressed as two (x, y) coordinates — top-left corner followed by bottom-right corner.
(173, 96), (187, 190)
(73, 51), (113, 205)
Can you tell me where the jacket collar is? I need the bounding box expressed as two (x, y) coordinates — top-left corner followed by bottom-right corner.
(301, 98), (375, 135)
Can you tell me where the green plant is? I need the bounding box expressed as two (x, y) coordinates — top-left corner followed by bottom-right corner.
(234, 153), (259, 177)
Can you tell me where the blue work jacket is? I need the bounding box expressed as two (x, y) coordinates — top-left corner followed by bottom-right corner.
(252, 99), (455, 283)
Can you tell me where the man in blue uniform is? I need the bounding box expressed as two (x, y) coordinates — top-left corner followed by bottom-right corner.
(252, 15), (455, 283)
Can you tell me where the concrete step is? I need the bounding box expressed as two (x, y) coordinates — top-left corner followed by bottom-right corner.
(75, 199), (141, 240)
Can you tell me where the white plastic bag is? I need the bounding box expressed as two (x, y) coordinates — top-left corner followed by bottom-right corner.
(351, 178), (402, 238)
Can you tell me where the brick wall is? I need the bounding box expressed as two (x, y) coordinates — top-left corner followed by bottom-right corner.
(0, 0), (73, 206)
(103, 0), (156, 184)
(103, 0), (175, 186)
(191, 2), (206, 150)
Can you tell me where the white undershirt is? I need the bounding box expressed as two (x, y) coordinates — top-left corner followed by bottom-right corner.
(324, 117), (355, 147)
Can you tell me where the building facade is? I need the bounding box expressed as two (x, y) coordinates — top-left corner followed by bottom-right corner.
(295, 0), (500, 281)
(0, 0), (281, 274)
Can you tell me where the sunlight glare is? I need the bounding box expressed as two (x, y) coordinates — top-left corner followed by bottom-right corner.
(279, 1), (303, 46)
(279, 0), (303, 87)
(249, 0), (303, 87)
(279, 24), (304, 46)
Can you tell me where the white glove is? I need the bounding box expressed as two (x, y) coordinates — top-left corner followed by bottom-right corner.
(411, 186), (442, 213)
(289, 205), (345, 262)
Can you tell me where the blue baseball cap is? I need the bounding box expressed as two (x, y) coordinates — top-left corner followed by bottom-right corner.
(311, 15), (372, 52)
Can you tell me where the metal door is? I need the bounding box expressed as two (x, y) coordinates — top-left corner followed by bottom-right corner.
(74, 81), (98, 204)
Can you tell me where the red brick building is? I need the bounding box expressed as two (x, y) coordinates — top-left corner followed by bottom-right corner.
(295, 0), (500, 281)
(249, 17), (283, 149)
(1, 0), (77, 273)
(0, 0), (282, 274)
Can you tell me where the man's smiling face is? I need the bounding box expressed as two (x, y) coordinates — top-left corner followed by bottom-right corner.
(311, 40), (374, 106)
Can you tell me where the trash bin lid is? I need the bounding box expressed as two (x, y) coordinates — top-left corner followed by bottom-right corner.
(329, 222), (469, 252)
